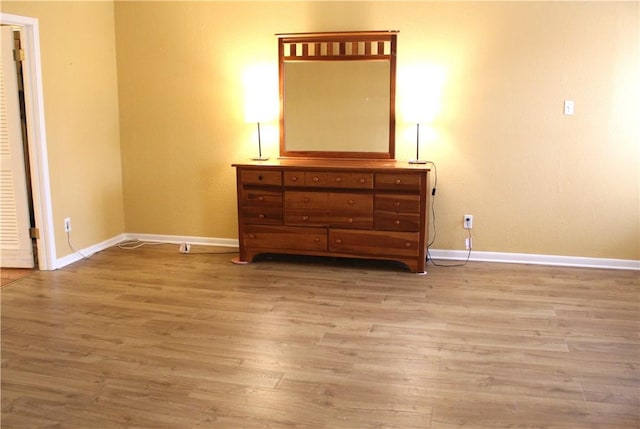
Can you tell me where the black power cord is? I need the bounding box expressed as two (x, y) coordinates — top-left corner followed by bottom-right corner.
(423, 161), (472, 268)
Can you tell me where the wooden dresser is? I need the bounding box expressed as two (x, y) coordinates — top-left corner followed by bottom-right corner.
(232, 160), (430, 273)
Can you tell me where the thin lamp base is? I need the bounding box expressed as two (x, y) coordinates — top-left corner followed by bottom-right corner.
(251, 156), (270, 161)
(408, 159), (428, 165)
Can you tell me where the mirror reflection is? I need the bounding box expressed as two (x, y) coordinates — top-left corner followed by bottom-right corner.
(284, 61), (390, 153)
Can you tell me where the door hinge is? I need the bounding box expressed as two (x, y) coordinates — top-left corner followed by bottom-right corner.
(29, 227), (40, 239)
(13, 48), (25, 62)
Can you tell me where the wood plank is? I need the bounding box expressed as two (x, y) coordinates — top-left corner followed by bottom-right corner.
(1, 245), (638, 428)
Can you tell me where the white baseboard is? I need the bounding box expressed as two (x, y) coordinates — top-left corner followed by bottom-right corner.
(53, 232), (237, 270)
(53, 232), (639, 271)
(125, 232), (239, 248)
(54, 233), (128, 269)
(428, 249), (640, 271)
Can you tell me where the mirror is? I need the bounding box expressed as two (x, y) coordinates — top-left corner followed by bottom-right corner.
(278, 31), (398, 160)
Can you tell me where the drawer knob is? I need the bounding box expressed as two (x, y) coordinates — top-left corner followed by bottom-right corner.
(248, 234), (255, 239)
(312, 176), (320, 182)
(258, 214), (265, 219)
(405, 242), (411, 247)
(258, 196), (264, 201)
(335, 177), (342, 183)
(394, 201), (401, 207)
(313, 237), (320, 243)
(394, 179), (402, 185)
(302, 215), (309, 221)
(348, 199), (355, 205)
(359, 178), (365, 184)
(335, 239), (342, 244)
(394, 219), (400, 225)
(291, 176), (298, 182)
(347, 217), (353, 223)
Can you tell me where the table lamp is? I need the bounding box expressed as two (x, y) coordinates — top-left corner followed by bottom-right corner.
(399, 65), (445, 164)
(243, 65), (277, 161)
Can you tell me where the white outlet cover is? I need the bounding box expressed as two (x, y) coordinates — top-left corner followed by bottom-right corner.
(564, 100), (575, 115)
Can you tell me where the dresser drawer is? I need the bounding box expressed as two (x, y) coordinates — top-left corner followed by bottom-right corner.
(325, 172), (373, 189)
(284, 191), (328, 226)
(375, 173), (421, 191)
(240, 169), (282, 186)
(348, 173), (374, 189)
(329, 229), (420, 257)
(285, 211), (328, 226)
(241, 206), (283, 225)
(241, 189), (282, 207)
(375, 194), (420, 213)
(284, 171), (373, 189)
(284, 171), (306, 187)
(304, 172), (329, 187)
(328, 193), (373, 229)
(244, 225), (327, 251)
(374, 212), (420, 232)
(285, 191), (328, 210)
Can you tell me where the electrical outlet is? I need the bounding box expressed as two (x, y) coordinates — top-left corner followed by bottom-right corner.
(464, 214), (473, 229)
(64, 217), (71, 232)
(465, 237), (473, 250)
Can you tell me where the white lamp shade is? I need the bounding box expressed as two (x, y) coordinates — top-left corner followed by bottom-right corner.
(243, 64), (278, 123)
(399, 64), (446, 124)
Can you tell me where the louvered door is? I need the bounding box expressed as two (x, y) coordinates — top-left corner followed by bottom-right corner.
(0, 26), (34, 268)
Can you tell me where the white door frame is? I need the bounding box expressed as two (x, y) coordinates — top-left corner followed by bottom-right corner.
(1, 13), (55, 270)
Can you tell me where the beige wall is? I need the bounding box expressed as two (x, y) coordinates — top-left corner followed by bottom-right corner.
(115, 1), (639, 260)
(3, 1), (638, 262)
(1, 1), (125, 260)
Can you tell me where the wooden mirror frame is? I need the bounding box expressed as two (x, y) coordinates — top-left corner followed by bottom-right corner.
(278, 31), (398, 160)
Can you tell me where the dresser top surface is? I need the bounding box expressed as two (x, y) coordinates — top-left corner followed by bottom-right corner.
(232, 159), (431, 172)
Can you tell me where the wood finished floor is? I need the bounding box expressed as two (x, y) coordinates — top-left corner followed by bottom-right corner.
(1, 244), (638, 428)
(0, 268), (36, 287)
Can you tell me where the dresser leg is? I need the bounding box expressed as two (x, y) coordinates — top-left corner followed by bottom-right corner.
(230, 257), (249, 265)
